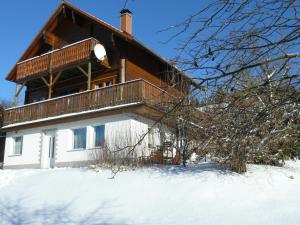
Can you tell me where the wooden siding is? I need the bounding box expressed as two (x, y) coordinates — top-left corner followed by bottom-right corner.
(126, 60), (182, 97)
(17, 55), (49, 81)
(3, 80), (175, 126)
(126, 60), (162, 86)
(15, 38), (98, 81)
(51, 39), (96, 70)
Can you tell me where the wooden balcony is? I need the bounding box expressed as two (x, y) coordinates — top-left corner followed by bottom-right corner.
(16, 38), (99, 81)
(3, 80), (176, 126)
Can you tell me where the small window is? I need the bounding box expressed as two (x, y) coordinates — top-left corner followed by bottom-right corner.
(94, 80), (114, 89)
(94, 125), (105, 147)
(73, 128), (87, 149)
(106, 81), (112, 87)
(31, 97), (46, 103)
(95, 84), (101, 89)
(13, 136), (23, 155)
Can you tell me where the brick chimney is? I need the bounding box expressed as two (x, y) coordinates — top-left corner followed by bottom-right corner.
(120, 9), (132, 34)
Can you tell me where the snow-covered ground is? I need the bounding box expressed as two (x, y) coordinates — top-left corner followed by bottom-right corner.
(0, 161), (300, 225)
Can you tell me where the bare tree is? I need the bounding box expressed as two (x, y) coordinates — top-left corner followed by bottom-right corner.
(157, 0), (300, 172)
(202, 71), (299, 171)
(89, 128), (141, 169)
(0, 99), (13, 109)
(163, 0), (299, 88)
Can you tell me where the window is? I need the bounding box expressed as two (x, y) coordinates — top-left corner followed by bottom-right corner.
(95, 84), (103, 89)
(13, 136), (23, 155)
(94, 125), (105, 147)
(93, 78), (115, 90)
(31, 97), (46, 103)
(73, 128), (87, 149)
(105, 81), (112, 87)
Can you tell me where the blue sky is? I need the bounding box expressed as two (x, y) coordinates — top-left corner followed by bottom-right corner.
(0, 0), (202, 102)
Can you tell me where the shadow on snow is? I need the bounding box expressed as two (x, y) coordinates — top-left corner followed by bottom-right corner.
(0, 197), (128, 225)
(148, 162), (235, 176)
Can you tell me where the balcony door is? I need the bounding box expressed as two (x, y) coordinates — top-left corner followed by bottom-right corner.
(41, 130), (56, 169)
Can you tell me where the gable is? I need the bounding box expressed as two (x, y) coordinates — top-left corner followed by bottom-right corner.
(6, 1), (132, 82)
(5, 1), (192, 90)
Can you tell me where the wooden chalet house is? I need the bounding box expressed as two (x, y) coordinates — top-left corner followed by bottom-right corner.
(1, 2), (189, 169)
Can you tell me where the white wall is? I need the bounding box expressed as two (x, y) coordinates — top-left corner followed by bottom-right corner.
(130, 114), (175, 147)
(4, 130), (41, 167)
(130, 118), (148, 157)
(3, 113), (169, 168)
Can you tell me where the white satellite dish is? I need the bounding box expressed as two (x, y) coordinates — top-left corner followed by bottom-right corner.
(94, 44), (106, 61)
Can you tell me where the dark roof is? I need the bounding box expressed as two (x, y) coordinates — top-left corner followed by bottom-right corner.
(120, 9), (132, 14)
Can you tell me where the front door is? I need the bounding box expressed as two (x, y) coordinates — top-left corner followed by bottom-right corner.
(41, 131), (56, 168)
(48, 136), (55, 168)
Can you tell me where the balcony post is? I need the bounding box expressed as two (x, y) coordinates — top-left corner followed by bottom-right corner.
(87, 62), (91, 90)
(13, 81), (27, 107)
(48, 73), (53, 99)
(120, 58), (126, 83)
(13, 84), (19, 107)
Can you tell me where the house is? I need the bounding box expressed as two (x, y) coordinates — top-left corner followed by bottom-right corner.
(1, 1), (190, 169)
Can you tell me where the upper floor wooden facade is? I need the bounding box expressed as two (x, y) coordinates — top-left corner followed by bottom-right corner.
(2, 1), (190, 128)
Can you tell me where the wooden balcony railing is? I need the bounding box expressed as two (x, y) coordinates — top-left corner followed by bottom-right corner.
(16, 38), (99, 81)
(3, 80), (176, 126)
